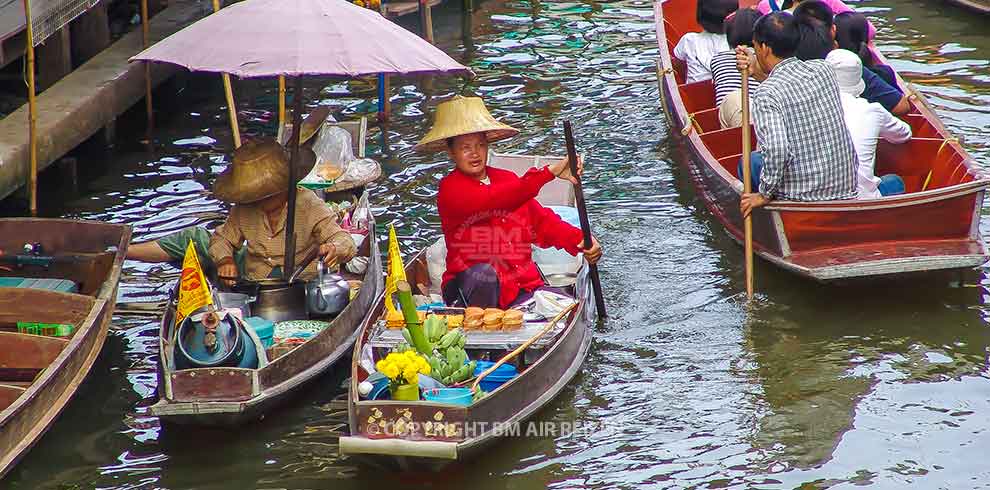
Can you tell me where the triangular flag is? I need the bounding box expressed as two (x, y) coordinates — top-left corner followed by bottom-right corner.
(383, 224), (406, 315)
(175, 240), (214, 325)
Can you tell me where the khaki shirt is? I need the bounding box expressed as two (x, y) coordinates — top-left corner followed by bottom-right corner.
(208, 189), (356, 281)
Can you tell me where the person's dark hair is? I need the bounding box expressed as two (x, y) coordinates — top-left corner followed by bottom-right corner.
(753, 12), (800, 58)
(795, 19), (833, 60)
(725, 8), (762, 47)
(835, 11), (873, 67)
(697, 0), (739, 33)
(793, 0), (834, 27)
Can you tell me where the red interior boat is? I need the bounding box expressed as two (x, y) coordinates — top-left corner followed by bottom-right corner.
(655, 0), (989, 280)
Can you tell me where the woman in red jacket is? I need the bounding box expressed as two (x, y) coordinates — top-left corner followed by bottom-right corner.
(416, 96), (603, 308)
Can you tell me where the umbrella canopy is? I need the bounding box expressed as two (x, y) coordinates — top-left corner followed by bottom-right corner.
(129, 0), (472, 78)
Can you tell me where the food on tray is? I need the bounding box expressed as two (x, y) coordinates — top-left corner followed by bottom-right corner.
(483, 308), (504, 331)
(447, 314), (464, 329)
(464, 307), (484, 330)
(502, 309), (524, 331)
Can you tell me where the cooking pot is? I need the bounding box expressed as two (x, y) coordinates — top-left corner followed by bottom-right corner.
(215, 292), (255, 318)
(233, 278), (307, 323)
(305, 260), (350, 317)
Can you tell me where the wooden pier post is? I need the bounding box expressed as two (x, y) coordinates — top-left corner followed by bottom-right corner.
(142, 0), (154, 132)
(419, 0), (434, 44)
(36, 27), (72, 91)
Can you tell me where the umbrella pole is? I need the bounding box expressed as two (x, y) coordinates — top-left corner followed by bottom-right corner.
(278, 75), (286, 139)
(377, 74), (391, 122)
(211, 0), (241, 148)
(141, 0), (153, 133)
(284, 76), (304, 279)
(23, 0), (37, 216)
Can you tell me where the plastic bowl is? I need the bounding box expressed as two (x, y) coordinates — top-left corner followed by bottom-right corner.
(473, 361), (518, 393)
(422, 387), (473, 406)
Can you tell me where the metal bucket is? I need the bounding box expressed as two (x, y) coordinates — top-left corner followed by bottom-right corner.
(216, 292), (255, 318)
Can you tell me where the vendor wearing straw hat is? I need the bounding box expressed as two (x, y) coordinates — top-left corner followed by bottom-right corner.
(418, 96), (602, 309)
(127, 138), (356, 285)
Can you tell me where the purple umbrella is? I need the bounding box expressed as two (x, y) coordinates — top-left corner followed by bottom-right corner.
(130, 0), (471, 78)
(130, 0), (472, 280)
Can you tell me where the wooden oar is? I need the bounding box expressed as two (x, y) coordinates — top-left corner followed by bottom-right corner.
(563, 121), (608, 318)
(740, 66), (755, 300)
(470, 302), (577, 393)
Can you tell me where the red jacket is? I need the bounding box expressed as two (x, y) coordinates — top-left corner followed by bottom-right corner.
(438, 165), (583, 308)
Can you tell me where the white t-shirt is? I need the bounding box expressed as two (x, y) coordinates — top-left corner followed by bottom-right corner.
(673, 32), (729, 84)
(838, 93), (912, 199)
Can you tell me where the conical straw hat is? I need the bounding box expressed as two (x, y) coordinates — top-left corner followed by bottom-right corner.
(283, 105), (332, 145)
(213, 138), (316, 204)
(414, 96), (519, 152)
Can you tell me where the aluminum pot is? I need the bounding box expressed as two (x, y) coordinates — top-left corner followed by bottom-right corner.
(215, 292), (255, 318)
(234, 279), (307, 323)
(305, 260), (350, 317)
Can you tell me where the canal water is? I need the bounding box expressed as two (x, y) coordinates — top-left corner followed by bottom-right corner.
(4, 0), (990, 488)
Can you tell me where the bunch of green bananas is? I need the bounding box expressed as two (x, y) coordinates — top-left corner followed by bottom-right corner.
(394, 314), (475, 386)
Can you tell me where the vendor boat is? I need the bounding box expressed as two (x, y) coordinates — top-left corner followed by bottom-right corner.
(150, 192), (382, 426)
(339, 152), (596, 470)
(0, 219), (131, 479)
(655, 0), (990, 281)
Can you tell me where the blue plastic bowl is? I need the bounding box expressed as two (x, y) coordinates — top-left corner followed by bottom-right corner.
(422, 387), (473, 406)
(473, 361), (518, 393)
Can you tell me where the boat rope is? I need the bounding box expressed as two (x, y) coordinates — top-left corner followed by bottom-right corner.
(937, 137), (960, 156)
(680, 113), (703, 136)
(656, 60), (673, 116)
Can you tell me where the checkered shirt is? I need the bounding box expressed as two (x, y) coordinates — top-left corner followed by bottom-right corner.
(752, 57), (858, 201)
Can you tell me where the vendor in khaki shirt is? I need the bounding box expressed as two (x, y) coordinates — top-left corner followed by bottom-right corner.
(416, 96), (603, 309)
(207, 138), (356, 285)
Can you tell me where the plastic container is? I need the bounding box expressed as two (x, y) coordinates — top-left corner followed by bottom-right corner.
(244, 316), (275, 348)
(422, 387), (473, 406)
(473, 361), (518, 393)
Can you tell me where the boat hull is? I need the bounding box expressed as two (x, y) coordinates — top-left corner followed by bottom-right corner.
(655, 0), (989, 281)
(0, 219), (130, 480)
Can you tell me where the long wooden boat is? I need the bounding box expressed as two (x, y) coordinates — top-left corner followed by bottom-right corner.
(340, 152), (596, 470)
(150, 193), (383, 426)
(0, 219), (131, 479)
(655, 0), (990, 281)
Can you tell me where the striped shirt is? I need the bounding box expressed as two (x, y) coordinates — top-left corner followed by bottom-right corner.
(752, 57), (857, 201)
(710, 50), (761, 106)
(208, 188), (356, 281)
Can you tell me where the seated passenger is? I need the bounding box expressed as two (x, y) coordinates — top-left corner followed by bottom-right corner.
(835, 12), (897, 88)
(755, 0), (877, 41)
(826, 50), (911, 199)
(674, 0), (739, 83)
(710, 7), (763, 128)
(792, 1), (911, 115)
(734, 13), (857, 216)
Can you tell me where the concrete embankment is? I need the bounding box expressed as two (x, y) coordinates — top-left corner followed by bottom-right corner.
(0, 0), (208, 201)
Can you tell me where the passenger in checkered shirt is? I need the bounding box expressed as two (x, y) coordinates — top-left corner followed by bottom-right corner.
(734, 12), (858, 218)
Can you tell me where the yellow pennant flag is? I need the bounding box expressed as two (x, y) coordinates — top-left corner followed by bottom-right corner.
(383, 224), (406, 315)
(175, 240), (213, 325)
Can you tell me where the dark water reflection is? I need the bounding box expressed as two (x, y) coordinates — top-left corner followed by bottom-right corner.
(4, 0), (990, 488)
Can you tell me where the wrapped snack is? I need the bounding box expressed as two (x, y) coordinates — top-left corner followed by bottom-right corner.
(463, 307), (484, 331)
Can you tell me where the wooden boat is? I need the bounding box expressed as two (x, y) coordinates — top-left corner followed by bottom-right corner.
(340, 152), (596, 470)
(655, 0), (990, 281)
(0, 219), (130, 479)
(150, 193), (383, 426)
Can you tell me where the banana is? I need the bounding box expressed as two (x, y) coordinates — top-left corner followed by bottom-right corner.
(401, 328), (413, 346)
(442, 375), (453, 385)
(457, 334), (466, 349)
(438, 329), (460, 349)
(445, 346), (459, 367)
(468, 360), (477, 374)
(395, 341), (410, 353)
(428, 356), (442, 376)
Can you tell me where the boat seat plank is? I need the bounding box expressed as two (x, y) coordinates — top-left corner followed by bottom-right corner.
(717, 153), (743, 178)
(903, 113), (942, 139)
(677, 79), (715, 115)
(0, 332), (68, 377)
(692, 108), (721, 134)
(699, 126), (756, 160)
(0, 288), (95, 332)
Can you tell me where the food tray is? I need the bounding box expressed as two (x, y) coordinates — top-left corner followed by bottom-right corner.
(368, 319), (566, 351)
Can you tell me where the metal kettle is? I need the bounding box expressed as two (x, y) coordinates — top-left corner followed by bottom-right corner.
(305, 260), (350, 317)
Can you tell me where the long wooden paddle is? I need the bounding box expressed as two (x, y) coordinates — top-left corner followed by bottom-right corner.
(740, 66), (755, 300)
(563, 121), (608, 318)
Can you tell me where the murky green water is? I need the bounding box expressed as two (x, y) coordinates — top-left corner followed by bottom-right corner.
(4, 0), (990, 488)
